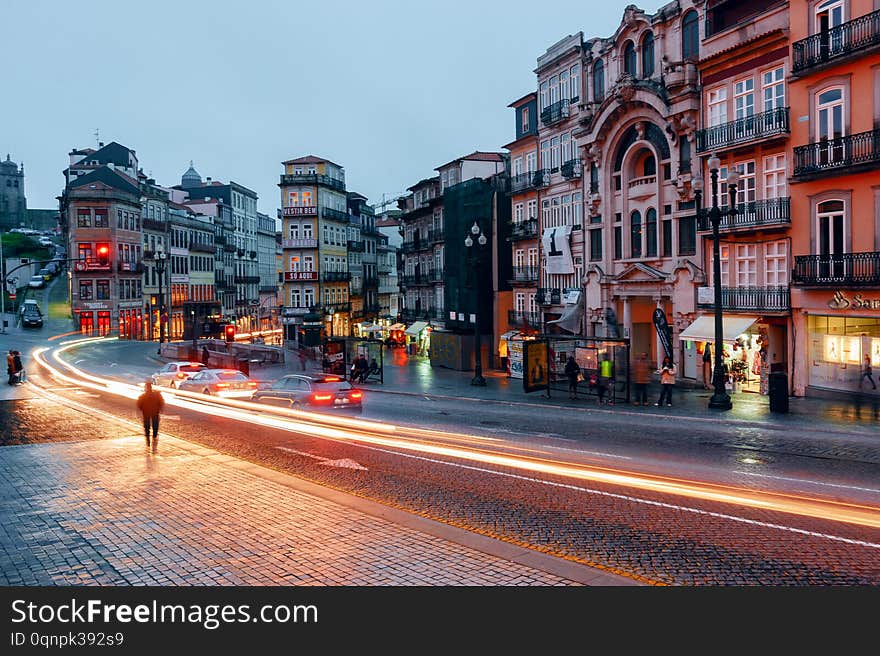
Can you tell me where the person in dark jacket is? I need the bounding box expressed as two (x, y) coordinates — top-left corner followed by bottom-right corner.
(6, 350), (15, 385)
(201, 345), (210, 366)
(352, 354), (369, 383)
(12, 351), (23, 385)
(136, 381), (165, 449)
(564, 356), (580, 400)
(632, 352), (651, 406)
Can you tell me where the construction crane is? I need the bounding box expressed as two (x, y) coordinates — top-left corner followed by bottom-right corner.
(371, 192), (407, 214)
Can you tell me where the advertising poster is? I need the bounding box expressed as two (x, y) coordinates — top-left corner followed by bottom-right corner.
(523, 340), (548, 393)
(508, 340), (524, 379)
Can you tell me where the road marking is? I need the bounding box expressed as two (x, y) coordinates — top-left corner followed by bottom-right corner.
(355, 444), (880, 550)
(276, 446), (368, 470)
(734, 470), (880, 495)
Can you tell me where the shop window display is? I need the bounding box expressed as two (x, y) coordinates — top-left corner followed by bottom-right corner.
(809, 316), (880, 393)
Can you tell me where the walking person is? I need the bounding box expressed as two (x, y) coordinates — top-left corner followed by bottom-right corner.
(564, 355), (580, 400)
(655, 357), (676, 407)
(598, 354), (614, 405)
(632, 352), (651, 406)
(6, 349), (15, 386)
(12, 351), (23, 385)
(136, 381), (165, 450)
(861, 354), (877, 390)
(201, 345), (210, 367)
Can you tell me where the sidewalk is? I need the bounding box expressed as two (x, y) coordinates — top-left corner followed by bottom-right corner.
(261, 346), (880, 436)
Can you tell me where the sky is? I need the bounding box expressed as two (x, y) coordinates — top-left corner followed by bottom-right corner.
(3, 0), (634, 216)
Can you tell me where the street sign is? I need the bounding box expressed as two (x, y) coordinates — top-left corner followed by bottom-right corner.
(9, 293), (15, 300)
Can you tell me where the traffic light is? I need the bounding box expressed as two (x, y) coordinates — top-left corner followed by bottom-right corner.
(96, 244), (110, 266)
(224, 324), (236, 343)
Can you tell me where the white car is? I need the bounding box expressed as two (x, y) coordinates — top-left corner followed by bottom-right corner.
(177, 369), (257, 398)
(150, 361), (207, 388)
(28, 275), (45, 289)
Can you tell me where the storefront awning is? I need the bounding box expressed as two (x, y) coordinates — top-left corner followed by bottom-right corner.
(388, 323), (406, 332)
(500, 330), (521, 341)
(404, 321), (429, 336)
(679, 315), (759, 343)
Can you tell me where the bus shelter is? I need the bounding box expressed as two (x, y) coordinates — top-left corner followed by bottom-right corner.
(322, 336), (385, 383)
(527, 335), (630, 404)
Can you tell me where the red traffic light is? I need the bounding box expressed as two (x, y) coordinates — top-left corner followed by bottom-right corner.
(224, 325), (236, 342)
(96, 244), (110, 266)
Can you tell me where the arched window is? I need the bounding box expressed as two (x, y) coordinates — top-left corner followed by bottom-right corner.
(623, 41), (637, 75)
(816, 199), (846, 278)
(682, 10), (699, 60)
(631, 210), (642, 258)
(641, 32), (655, 78)
(816, 86), (845, 165)
(645, 208), (657, 257)
(593, 60), (605, 102)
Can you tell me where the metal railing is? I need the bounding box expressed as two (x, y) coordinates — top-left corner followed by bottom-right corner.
(510, 169), (549, 192)
(536, 287), (561, 306)
(511, 266), (539, 282)
(792, 129), (880, 177)
(322, 271), (351, 282)
(509, 219), (538, 241)
(321, 207), (350, 221)
(697, 197), (791, 232)
(792, 252), (880, 286)
(540, 99), (569, 126)
(428, 228), (444, 243)
(792, 10), (880, 74)
(279, 173), (345, 192)
(561, 158), (582, 179)
(508, 310), (542, 327)
(347, 240), (365, 251)
(697, 286), (790, 312)
(696, 107), (789, 153)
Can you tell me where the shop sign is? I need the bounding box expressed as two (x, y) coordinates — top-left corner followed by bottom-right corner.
(828, 291), (880, 311)
(652, 308), (673, 361)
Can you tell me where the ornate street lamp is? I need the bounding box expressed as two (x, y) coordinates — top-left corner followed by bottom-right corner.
(693, 153), (739, 410)
(155, 247), (168, 353)
(464, 220), (487, 386)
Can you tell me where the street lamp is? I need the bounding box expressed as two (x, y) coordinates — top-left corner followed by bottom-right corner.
(155, 247), (168, 353)
(693, 153), (739, 411)
(464, 220), (487, 386)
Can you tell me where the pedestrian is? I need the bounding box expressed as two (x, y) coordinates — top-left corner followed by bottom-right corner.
(12, 351), (23, 385)
(655, 357), (676, 407)
(6, 350), (15, 386)
(861, 354), (876, 390)
(201, 345), (210, 367)
(136, 380), (165, 449)
(564, 355), (580, 400)
(352, 354), (369, 383)
(598, 354), (614, 405)
(632, 352), (651, 406)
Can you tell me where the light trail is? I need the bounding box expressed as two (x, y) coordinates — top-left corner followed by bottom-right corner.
(32, 338), (880, 531)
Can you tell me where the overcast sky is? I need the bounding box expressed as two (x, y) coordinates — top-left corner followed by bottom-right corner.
(5, 0), (633, 215)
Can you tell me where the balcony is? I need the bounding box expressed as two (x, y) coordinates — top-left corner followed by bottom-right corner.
(697, 286), (790, 313)
(402, 272), (433, 286)
(400, 240), (423, 254)
(279, 173), (345, 192)
(510, 170), (549, 193)
(560, 159), (582, 179)
(791, 130), (880, 180)
(282, 305), (312, 317)
(283, 271), (318, 282)
(508, 310), (542, 328)
(259, 284), (278, 294)
(322, 271), (351, 282)
(428, 228), (444, 244)
(189, 241), (214, 253)
(223, 243), (236, 253)
(430, 268), (444, 282)
(142, 218), (166, 232)
(400, 308), (431, 321)
(363, 276), (379, 287)
(282, 205), (318, 217)
(792, 252), (880, 287)
(509, 218), (539, 243)
(697, 197), (791, 233)
(627, 175), (657, 200)
(234, 275), (260, 284)
(347, 240), (365, 252)
(117, 261), (143, 274)
(540, 99), (569, 126)
(536, 287), (561, 306)
(511, 265), (539, 283)
(695, 107), (789, 154)
(282, 237), (318, 249)
(321, 207), (350, 221)
(792, 10), (880, 76)
(324, 302), (351, 313)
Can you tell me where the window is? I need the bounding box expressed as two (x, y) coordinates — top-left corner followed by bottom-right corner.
(513, 157), (523, 176)
(561, 133), (571, 163)
(569, 64), (580, 101)
(514, 203), (524, 223)
(560, 69), (569, 105)
(763, 154), (787, 199)
(540, 80), (549, 111)
(817, 200), (845, 257)
(734, 161), (756, 206)
(642, 32), (655, 78)
(623, 41), (637, 75)
(77, 210), (91, 228)
(593, 60), (605, 102)
(550, 137), (560, 169)
(540, 140), (550, 169)
(528, 247), (538, 266)
(515, 292), (526, 312)
(96, 280), (110, 300)
(735, 244), (757, 287)
(708, 87), (728, 126)
(590, 162), (599, 193)
(521, 107), (529, 133)
(526, 152), (536, 172)
(79, 280), (93, 300)
(678, 216), (696, 256)
(630, 210), (642, 258)
(614, 226), (622, 260)
(734, 78), (755, 119)
(816, 0), (845, 55)
(527, 199), (537, 220)
(645, 208), (657, 257)
(816, 87), (845, 165)
(590, 228), (603, 261)
(682, 10), (699, 60)
(289, 223), (299, 239)
(662, 217), (672, 257)
(549, 74), (559, 104)
(679, 138), (692, 174)
(762, 67), (785, 111)
(765, 241), (788, 286)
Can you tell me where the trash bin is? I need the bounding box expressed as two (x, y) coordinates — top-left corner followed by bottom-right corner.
(768, 370), (788, 413)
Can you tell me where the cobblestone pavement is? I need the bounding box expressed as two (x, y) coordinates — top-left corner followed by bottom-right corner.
(0, 433), (623, 586)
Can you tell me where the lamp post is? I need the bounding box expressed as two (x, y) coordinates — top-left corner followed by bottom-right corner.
(693, 153), (739, 410)
(464, 220), (487, 386)
(155, 247), (168, 354)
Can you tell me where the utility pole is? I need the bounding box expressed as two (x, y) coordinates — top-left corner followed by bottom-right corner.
(0, 229), (5, 334)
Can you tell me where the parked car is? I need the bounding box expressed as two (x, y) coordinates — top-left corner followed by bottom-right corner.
(251, 373), (363, 412)
(20, 300), (43, 328)
(28, 274), (45, 289)
(150, 361), (207, 388)
(38, 267), (52, 282)
(177, 369), (257, 398)
(39, 237), (54, 247)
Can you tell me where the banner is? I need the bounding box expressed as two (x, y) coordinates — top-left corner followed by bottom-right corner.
(653, 308), (673, 361)
(541, 225), (574, 274)
(523, 340), (549, 393)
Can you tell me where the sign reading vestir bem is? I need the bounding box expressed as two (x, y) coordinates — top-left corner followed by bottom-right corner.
(653, 308), (673, 362)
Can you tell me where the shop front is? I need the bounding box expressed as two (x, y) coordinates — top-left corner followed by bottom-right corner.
(404, 320), (430, 356)
(793, 289), (880, 397)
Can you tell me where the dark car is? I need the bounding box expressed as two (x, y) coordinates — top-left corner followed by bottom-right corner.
(251, 374), (363, 412)
(20, 303), (43, 328)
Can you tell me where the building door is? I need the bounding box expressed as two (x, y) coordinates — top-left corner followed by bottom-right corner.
(817, 199), (845, 279)
(816, 87), (845, 166)
(97, 311), (112, 336)
(816, 0), (845, 59)
(79, 311), (94, 335)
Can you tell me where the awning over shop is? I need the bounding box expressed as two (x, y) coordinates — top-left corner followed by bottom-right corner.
(404, 321), (429, 336)
(388, 323), (406, 332)
(679, 315), (759, 343)
(500, 330), (521, 341)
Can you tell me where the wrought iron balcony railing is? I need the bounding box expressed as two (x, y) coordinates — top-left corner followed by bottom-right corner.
(792, 129), (880, 179)
(696, 107), (789, 153)
(347, 240), (365, 252)
(536, 287), (561, 306)
(697, 197), (791, 233)
(511, 266), (539, 283)
(509, 218), (538, 241)
(697, 286), (791, 312)
(428, 228), (444, 243)
(508, 310), (542, 328)
(540, 99), (569, 126)
(510, 169), (549, 193)
(792, 9), (880, 74)
(279, 173), (345, 192)
(560, 158), (583, 179)
(321, 207), (350, 221)
(792, 252), (880, 286)
(322, 271), (351, 282)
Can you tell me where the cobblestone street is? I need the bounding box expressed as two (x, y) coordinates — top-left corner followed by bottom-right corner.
(0, 433), (628, 586)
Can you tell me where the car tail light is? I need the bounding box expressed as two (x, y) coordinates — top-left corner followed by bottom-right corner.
(176, 372), (186, 379)
(312, 393), (333, 402)
(350, 391), (363, 400)
(324, 376), (341, 382)
(247, 382), (257, 388)
(215, 382), (230, 389)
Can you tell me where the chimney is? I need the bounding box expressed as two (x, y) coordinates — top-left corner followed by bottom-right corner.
(206, 177), (212, 183)
(99, 142), (104, 147)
